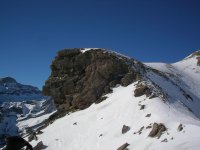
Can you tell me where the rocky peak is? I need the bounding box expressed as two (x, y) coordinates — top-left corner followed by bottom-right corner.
(0, 77), (43, 102)
(43, 48), (143, 112)
(0, 77), (17, 84)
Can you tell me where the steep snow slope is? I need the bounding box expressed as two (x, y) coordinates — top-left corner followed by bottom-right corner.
(30, 84), (200, 150)
(145, 51), (200, 118)
(26, 49), (200, 150)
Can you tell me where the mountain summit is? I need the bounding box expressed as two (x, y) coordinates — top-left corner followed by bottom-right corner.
(35, 48), (200, 150)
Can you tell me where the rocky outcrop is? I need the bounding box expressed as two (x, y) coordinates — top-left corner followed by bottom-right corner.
(43, 48), (143, 112)
(197, 57), (200, 66)
(134, 84), (151, 97)
(117, 143), (129, 150)
(122, 125), (130, 134)
(148, 123), (166, 138)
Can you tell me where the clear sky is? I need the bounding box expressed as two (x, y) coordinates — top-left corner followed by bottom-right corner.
(0, 0), (200, 89)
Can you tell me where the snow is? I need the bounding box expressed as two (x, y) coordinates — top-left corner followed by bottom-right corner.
(80, 48), (99, 53)
(30, 83), (200, 150)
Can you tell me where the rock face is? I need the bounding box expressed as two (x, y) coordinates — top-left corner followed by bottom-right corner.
(197, 57), (200, 66)
(43, 48), (142, 112)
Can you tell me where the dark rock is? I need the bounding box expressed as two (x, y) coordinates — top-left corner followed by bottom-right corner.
(148, 123), (166, 139)
(73, 122), (77, 125)
(33, 141), (44, 150)
(122, 125), (131, 134)
(37, 130), (43, 135)
(145, 114), (151, 117)
(28, 132), (38, 142)
(117, 143), (129, 150)
(197, 57), (200, 66)
(138, 126), (144, 134)
(0, 77), (17, 84)
(177, 124), (183, 132)
(43, 48), (142, 112)
(134, 84), (152, 97)
(121, 71), (137, 86)
(146, 125), (152, 129)
(161, 138), (168, 142)
(140, 105), (145, 110)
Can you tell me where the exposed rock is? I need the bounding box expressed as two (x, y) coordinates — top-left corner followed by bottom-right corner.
(161, 138), (168, 142)
(134, 126), (144, 135)
(37, 130), (43, 135)
(140, 105), (145, 110)
(146, 125), (152, 129)
(28, 132), (38, 142)
(145, 114), (151, 117)
(0, 77), (17, 84)
(148, 123), (166, 139)
(138, 126), (144, 134)
(197, 57), (200, 66)
(33, 141), (44, 150)
(43, 48), (142, 112)
(177, 124), (183, 132)
(134, 84), (152, 97)
(122, 125), (131, 134)
(117, 143), (129, 150)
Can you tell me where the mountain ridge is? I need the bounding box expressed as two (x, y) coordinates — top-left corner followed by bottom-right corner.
(1, 48), (200, 150)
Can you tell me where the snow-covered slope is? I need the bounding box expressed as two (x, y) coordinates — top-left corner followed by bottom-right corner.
(30, 83), (200, 150)
(0, 77), (56, 148)
(27, 50), (200, 150)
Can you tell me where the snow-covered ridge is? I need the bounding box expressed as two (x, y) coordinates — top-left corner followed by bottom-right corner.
(27, 49), (200, 150)
(1, 50), (200, 150)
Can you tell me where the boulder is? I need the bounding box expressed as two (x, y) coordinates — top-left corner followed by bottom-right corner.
(134, 84), (152, 97)
(117, 143), (129, 150)
(148, 123), (166, 139)
(33, 141), (44, 150)
(177, 124), (183, 132)
(122, 125), (130, 134)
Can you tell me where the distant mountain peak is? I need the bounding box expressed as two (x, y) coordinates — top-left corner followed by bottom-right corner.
(0, 77), (17, 84)
(0, 77), (44, 102)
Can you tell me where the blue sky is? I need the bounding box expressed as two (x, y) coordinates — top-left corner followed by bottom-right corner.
(0, 0), (200, 89)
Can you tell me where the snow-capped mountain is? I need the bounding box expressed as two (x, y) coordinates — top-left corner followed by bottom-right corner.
(0, 77), (43, 102)
(26, 48), (200, 150)
(1, 49), (200, 150)
(0, 77), (56, 148)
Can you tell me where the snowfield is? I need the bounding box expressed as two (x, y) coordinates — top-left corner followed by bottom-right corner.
(30, 83), (200, 150)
